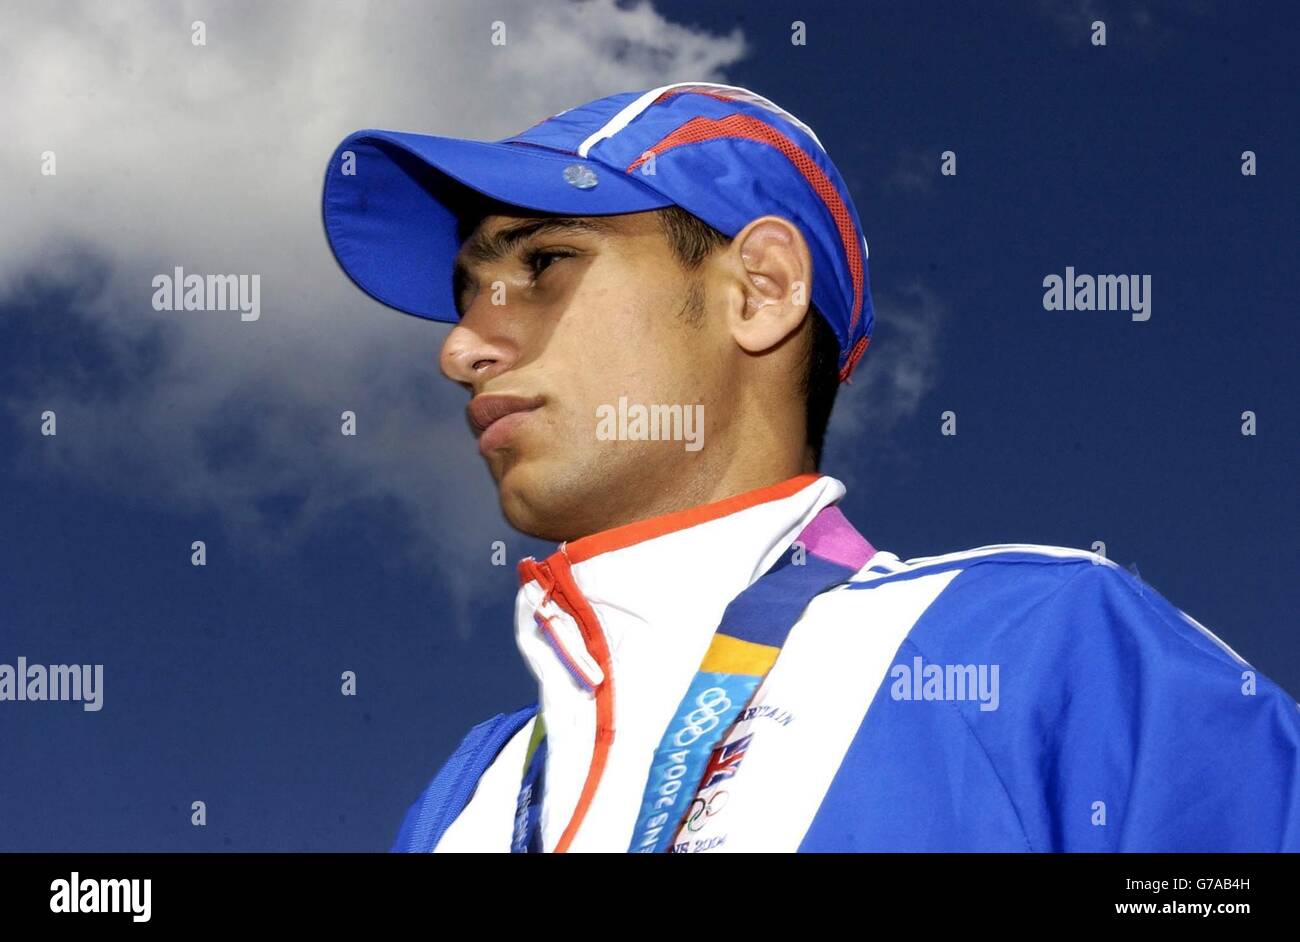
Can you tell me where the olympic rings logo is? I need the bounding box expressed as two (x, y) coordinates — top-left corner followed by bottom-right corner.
(673, 686), (733, 747)
(685, 790), (729, 832)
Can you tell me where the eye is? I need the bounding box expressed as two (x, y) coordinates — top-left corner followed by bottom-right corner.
(523, 247), (575, 280)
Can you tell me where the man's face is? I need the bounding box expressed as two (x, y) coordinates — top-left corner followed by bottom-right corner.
(439, 210), (728, 541)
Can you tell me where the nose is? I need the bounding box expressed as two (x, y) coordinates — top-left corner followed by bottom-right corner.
(440, 323), (511, 390)
(438, 302), (518, 390)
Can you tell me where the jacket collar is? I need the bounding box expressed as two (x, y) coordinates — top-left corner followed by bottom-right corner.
(513, 472), (869, 691)
(551, 472), (826, 566)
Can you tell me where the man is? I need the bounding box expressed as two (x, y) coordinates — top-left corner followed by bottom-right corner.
(322, 82), (1300, 852)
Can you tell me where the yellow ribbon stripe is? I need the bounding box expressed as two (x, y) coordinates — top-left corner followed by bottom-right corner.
(698, 633), (779, 676)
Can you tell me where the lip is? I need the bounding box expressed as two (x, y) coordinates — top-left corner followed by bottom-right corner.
(468, 394), (544, 455)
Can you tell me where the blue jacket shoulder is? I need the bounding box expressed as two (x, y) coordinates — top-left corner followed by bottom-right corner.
(836, 546), (1300, 850)
(390, 702), (538, 853)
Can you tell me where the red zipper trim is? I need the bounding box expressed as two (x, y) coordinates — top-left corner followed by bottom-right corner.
(518, 552), (616, 853)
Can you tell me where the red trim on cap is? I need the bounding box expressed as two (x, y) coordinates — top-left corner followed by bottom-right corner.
(652, 88), (740, 108)
(626, 113), (866, 351)
(838, 334), (871, 383)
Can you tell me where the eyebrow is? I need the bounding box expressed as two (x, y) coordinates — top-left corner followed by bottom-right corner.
(451, 216), (614, 315)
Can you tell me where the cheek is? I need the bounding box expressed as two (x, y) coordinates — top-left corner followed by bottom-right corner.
(556, 279), (676, 387)
(543, 264), (718, 435)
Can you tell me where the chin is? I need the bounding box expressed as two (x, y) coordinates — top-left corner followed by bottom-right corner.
(492, 448), (607, 543)
(493, 456), (562, 541)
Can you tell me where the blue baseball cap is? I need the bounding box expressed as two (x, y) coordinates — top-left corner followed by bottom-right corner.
(322, 82), (873, 381)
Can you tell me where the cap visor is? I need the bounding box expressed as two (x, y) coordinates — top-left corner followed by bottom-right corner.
(322, 129), (674, 322)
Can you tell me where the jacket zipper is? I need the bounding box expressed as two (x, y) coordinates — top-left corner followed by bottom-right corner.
(519, 550), (616, 853)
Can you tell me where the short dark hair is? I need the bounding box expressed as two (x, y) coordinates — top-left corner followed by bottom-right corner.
(656, 205), (840, 470)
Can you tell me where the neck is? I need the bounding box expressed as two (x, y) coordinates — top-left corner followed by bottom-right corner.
(572, 450), (814, 542)
(660, 455), (814, 517)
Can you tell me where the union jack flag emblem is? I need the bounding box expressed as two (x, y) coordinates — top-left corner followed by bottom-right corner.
(700, 733), (753, 790)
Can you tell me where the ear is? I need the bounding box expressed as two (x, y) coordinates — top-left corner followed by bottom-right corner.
(722, 215), (813, 357)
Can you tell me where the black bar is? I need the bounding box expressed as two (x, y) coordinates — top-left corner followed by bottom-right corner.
(0, 852), (1289, 927)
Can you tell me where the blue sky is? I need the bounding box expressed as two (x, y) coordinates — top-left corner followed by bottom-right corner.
(1, 0), (1296, 850)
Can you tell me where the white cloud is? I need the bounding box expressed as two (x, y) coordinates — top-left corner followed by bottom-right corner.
(0, 0), (746, 637)
(2, 1), (943, 638)
(824, 280), (945, 490)
(885, 147), (938, 195)
(1033, 0), (1182, 44)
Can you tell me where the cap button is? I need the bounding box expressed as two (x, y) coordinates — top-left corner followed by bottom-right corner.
(562, 164), (598, 189)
